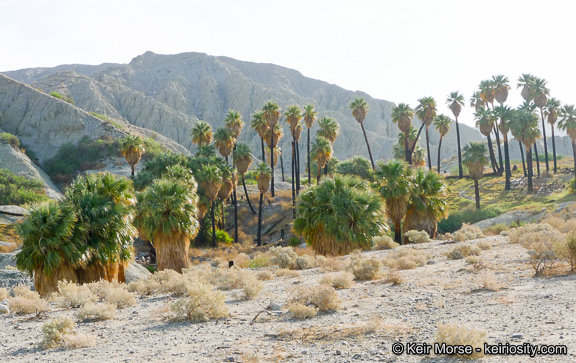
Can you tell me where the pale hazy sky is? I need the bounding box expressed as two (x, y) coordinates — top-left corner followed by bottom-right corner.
(1, 0), (574, 129)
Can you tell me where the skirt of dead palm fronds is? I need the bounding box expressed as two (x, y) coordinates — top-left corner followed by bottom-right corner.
(257, 174), (271, 194)
(305, 229), (369, 256)
(218, 179), (234, 200)
(34, 264), (78, 297)
(402, 207), (437, 245)
(202, 181), (222, 201)
(76, 260), (128, 284)
(153, 232), (191, 274)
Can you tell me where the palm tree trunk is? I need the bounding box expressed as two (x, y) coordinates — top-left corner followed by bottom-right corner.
(280, 151), (285, 182)
(572, 140), (576, 179)
(317, 162), (322, 183)
(519, 141), (527, 177)
(257, 193), (263, 247)
(487, 135), (498, 174)
(474, 179), (480, 210)
(456, 117), (463, 178)
(211, 200), (217, 248)
(242, 175), (256, 214)
(552, 126), (557, 173)
(425, 126), (432, 170)
(307, 128), (311, 185)
(324, 164), (328, 176)
(394, 220), (402, 245)
(540, 108), (550, 173)
(131, 165), (135, 177)
(410, 123), (426, 157)
(493, 126), (503, 175)
(404, 132), (411, 165)
(504, 137), (511, 191)
(260, 137), (265, 161)
(220, 202), (224, 229)
(291, 140), (296, 219)
(295, 139), (301, 193)
(233, 186), (238, 243)
(360, 123), (375, 170)
(271, 132), (275, 197)
(527, 147), (534, 193)
(437, 136), (443, 173)
(533, 142), (540, 177)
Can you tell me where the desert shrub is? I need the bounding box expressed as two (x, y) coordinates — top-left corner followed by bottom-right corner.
(49, 91), (74, 104)
(74, 302), (116, 321)
(348, 255), (382, 280)
(319, 271), (354, 289)
(42, 318), (76, 349)
(249, 252), (273, 268)
(0, 287), (8, 300)
(541, 217), (576, 234)
(466, 256), (480, 264)
(202, 267), (263, 299)
(403, 230), (430, 244)
(315, 255), (346, 271)
(453, 223), (485, 242)
(127, 277), (162, 296)
(518, 229), (565, 276)
(288, 284), (341, 312)
(382, 248), (428, 269)
(287, 302), (318, 319)
(170, 281), (228, 322)
(477, 271), (503, 291)
(335, 156), (374, 181)
(86, 280), (136, 308)
(61, 333), (96, 349)
(385, 270), (404, 285)
(483, 223), (509, 236)
(0, 132), (20, 148)
(0, 168), (49, 205)
(52, 280), (97, 308)
(436, 322), (486, 358)
(274, 268), (301, 278)
(508, 223), (554, 244)
(269, 246), (298, 269)
(256, 270), (274, 281)
(9, 284), (49, 314)
(437, 206), (502, 234)
(295, 255), (316, 270)
(557, 232), (576, 271)
(372, 235), (399, 250)
(477, 241), (492, 250)
(234, 253), (251, 268)
(447, 244), (481, 260)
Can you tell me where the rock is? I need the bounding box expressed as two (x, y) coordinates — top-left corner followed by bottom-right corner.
(512, 333), (524, 339)
(268, 302), (282, 311)
(0, 241), (16, 249)
(335, 350), (342, 356)
(0, 269), (33, 290)
(125, 261), (152, 283)
(224, 357), (235, 362)
(0, 302), (9, 315)
(0, 253), (17, 270)
(0, 206), (29, 216)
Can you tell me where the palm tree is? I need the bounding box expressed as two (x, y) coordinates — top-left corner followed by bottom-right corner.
(265, 147), (282, 168)
(16, 201), (85, 296)
(197, 145), (216, 158)
(303, 104), (318, 184)
(317, 117), (340, 175)
(446, 92), (465, 178)
(134, 179), (199, 273)
(311, 136), (333, 183)
(415, 97), (437, 170)
(119, 135), (146, 177)
(250, 111), (269, 160)
(255, 162), (272, 247)
(559, 105), (576, 179)
(544, 97), (562, 173)
(197, 165), (222, 247)
(433, 114), (452, 173)
(393, 127), (426, 167)
(262, 102), (281, 197)
(509, 109), (541, 192)
(403, 168), (448, 244)
(217, 164), (237, 242)
(391, 103), (414, 164)
(285, 105), (302, 202)
(474, 108), (498, 173)
(520, 100), (541, 177)
(494, 105), (514, 190)
(492, 75), (511, 105)
(532, 77), (550, 173)
(233, 143), (256, 214)
(191, 121), (213, 147)
(224, 110), (244, 139)
(479, 79), (503, 174)
(462, 143), (489, 210)
(293, 123), (303, 192)
(350, 97), (375, 169)
(517, 73), (536, 102)
(294, 175), (386, 256)
(469, 91), (485, 112)
(375, 160), (413, 244)
(213, 128), (236, 163)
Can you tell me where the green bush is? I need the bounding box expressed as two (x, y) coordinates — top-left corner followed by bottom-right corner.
(336, 156), (374, 181)
(142, 137), (165, 161)
(437, 206), (502, 234)
(0, 169), (49, 205)
(49, 91), (74, 104)
(0, 133), (20, 148)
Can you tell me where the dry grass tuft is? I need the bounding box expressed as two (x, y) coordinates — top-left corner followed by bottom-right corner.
(295, 254), (316, 270)
(476, 271), (503, 291)
(382, 248), (428, 269)
(348, 255), (382, 280)
(385, 270), (404, 285)
(234, 253), (252, 268)
(477, 241), (492, 250)
(316, 255), (346, 271)
(74, 302), (116, 321)
(9, 284), (49, 314)
(403, 230), (430, 243)
(288, 284), (341, 312)
(170, 281), (229, 322)
(466, 256), (480, 265)
(0, 287), (9, 300)
(508, 223), (554, 244)
(453, 223), (485, 242)
(286, 302), (318, 319)
(319, 271), (354, 289)
(256, 270), (275, 281)
(41, 318), (76, 349)
(275, 269), (301, 278)
(372, 235), (399, 250)
(51, 280), (97, 308)
(269, 246), (298, 269)
(61, 333), (96, 349)
(447, 244), (481, 260)
(436, 322), (486, 358)
(86, 280), (136, 308)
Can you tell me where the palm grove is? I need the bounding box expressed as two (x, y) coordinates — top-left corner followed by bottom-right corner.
(15, 74), (576, 294)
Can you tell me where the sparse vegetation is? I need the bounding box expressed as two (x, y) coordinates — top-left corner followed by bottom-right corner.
(319, 271), (354, 289)
(436, 322), (486, 358)
(74, 302), (116, 321)
(0, 132), (20, 148)
(41, 318), (76, 349)
(9, 284), (49, 314)
(170, 281), (228, 322)
(288, 284), (341, 313)
(453, 223), (485, 241)
(348, 255), (382, 280)
(447, 244), (481, 260)
(48, 91), (74, 104)
(372, 235), (399, 250)
(0, 168), (49, 205)
(403, 230), (430, 244)
(382, 248), (429, 269)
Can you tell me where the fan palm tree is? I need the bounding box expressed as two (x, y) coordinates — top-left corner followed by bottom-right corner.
(509, 109), (541, 192)
(294, 175), (386, 256)
(213, 128), (236, 163)
(311, 136), (333, 183)
(520, 100), (541, 177)
(479, 79), (503, 173)
(262, 102), (281, 197)
(495, 105), (514, 190)
(375, 160), (413, 244)
(544, 97), (562, 173)
(119, 135), (146, 177)
(559, 105), (576, 179)
(492, 75), (511, 105)
(285, 105), (302, 200)
(517, 74), (536, 101)
(433, 114), (452, 173)
(403, 168), (448, 243)
(350, 97), (375, 169)
(470, 91), (486, 112)
(532, 77), (550, 173)
(391, 103), (414, 164)
(293, 123), (303, 192)
(224, 110), (244, 139)
(415, 97), (437, 170)
(255, 162), (272, 247)
(393, 127), (426, 167)
(217, 164), (237, 242)
(250, 111), (269, 160)
(446, 92), (465, 178)
(462, 143), (489, 209)
(191, 121), (213, 148)
(233, 143), (256, 214)
(317, 117), (340, 175)
(197, 145), (216, 158)
(474, 108), (498, 173)
(303, 104), (318, 184)
(197, 165), (222, 247)
(16, 201), (86, 296)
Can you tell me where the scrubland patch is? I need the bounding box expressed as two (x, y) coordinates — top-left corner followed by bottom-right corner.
(372, 235), (399, 250)
(74, 302), (116, 321)
(52, 280), (97, 308)
(403, 230), (430, 244)
(348, 255), (382, 280)
(382, 248), (428, 269)
(447, 244), (481, 260)
(319, 271), (354, 289)
(454, 223), (485, 242)
(316, 255), (346, 271)
(0, 287), (9, 300)
(170, 281), (228, 322)
(436, 322), (486, 359)
(287, 284), (341, 314)
(9, 284), (49, 314)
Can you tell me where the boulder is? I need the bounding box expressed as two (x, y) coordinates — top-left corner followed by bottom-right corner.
(0, 269), (33, 290)
(0, 253), (16, 270)
(125, 261), (152, 283)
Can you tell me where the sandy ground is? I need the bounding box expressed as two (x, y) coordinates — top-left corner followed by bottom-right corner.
(1, 235), (576, 363)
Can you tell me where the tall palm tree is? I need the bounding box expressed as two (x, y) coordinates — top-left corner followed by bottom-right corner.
(509, 109), (541, 192)
(492, 75), (511, 105)
(197, 165), (222, 247)
(517, 73), (536, 102)
(415, 97), (437, 170)
(433, 114), (452, 173)
(197, 145), (216, 158)
(403, 168), (448, 244)
(520, 100), (541, 177)
(532, 77), (550, 173)
(350, 97), (375, 169)
(446, 92), (465, 178)
(494, 105), (514, 190)
(16, 201), (86, 296)
(462, 143), (489, 210)
(233, 143), (256, 214)
(303, 104), (318, 185)
(262, 102), (281, 197)
(285, 105), (302, 202)
(479, 79), (503, 174)
(317, 117), (340, 175)
(213, 128), (236, 163)
(469, 91), (486, 112)
(393, 127), (426, 168)
(217, 164), (234, 226)
(293, 123), (303, 192)
(119, 135), (146, 177)
(293, 175), (386, 256)
(559, 105), (576, 179)
(544, 97), (562, 173)
(250, 111), (269, 160)
(224, 110), (244, 139)
(134, 179), (199, 273)
(191, 121), (213, 148)
(255, 162), (272, 247)
(391, 103), (414, 164)
(311, 136), (333, 183)
(375, 160), (413, 244)
(474, 108), (498, 173)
